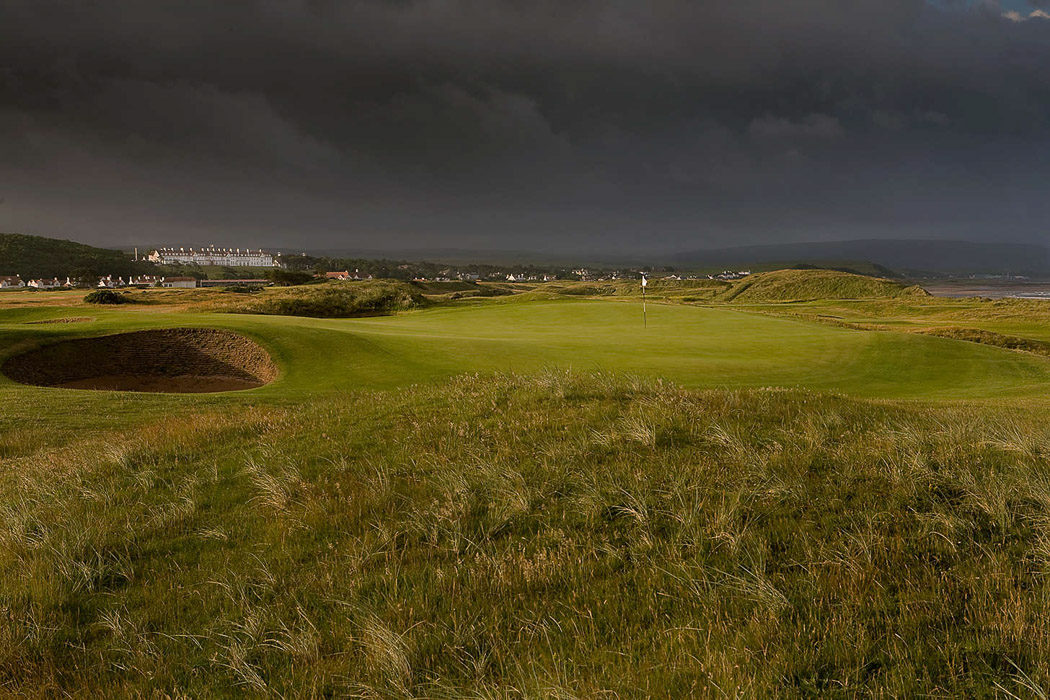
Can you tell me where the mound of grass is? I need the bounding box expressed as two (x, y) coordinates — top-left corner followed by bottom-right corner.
(723, 269), (929, 302)
(228, 280), (427, 318)
(83, 289), (134, 305)
(4, 372), (1050, 695)
(410, 280), (515, 300)
(537, 278), (731, 300)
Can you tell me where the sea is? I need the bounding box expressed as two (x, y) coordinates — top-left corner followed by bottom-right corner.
(923, 282), (1050, 300)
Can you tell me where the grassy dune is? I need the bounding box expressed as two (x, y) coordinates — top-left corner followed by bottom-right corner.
(720, 269), (927, 302)
(4, 276), (1050, 695)
(4, 373), (1050, 695)
(225, 280), (428, 318)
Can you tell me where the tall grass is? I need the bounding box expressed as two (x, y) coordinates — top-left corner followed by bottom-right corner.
(4, 373), (1050, 695)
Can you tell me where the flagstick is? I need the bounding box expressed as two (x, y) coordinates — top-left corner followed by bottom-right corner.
(642, 275), (647, 328)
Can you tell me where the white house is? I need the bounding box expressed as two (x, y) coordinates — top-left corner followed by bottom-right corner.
(97, 275), (127, 288)
(0, 276), (25, 289)
(160, 276), (198, 288)
(129, 275), (162, 287)
(27, 278), (60, 289)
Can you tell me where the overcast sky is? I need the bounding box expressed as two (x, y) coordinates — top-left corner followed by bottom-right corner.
(1, 0), (1049, 255)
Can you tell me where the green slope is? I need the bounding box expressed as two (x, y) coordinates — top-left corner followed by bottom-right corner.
(0, 232), (148, 279)
(722, 268), (927, 302)
(3, 297), (1049, 401)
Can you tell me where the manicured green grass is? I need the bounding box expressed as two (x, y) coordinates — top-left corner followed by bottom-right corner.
(5, 297), (1050, 401)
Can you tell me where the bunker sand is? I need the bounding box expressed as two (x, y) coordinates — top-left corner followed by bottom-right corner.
(2, 327), (277, 393)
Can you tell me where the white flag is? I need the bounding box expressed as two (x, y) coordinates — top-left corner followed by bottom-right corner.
(641, 276), (647, 288)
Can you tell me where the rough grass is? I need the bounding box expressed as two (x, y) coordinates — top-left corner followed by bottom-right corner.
(474, 270), (921, 305)
(720, 269), (927, 302)
(224, 280), (428, 318)
(4, 372), (1050, 696)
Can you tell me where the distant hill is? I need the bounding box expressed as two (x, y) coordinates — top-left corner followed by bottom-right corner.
(0, 233), (149, 279)
(676, 239), (1050, 277)
(722, 269), (929, 302)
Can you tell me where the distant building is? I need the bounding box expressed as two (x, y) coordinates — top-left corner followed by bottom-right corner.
(160, 277), (198, 288)
(27, 278), (60, 289)
(97, 275), (127, 288)
(199, 279), (272, 287)
(0, 276), (25, 289)
(148, 246), (280, 267)
(129, 275), (162, 287)
(326, 270), (351, 280)
(714, 270), (751, 281)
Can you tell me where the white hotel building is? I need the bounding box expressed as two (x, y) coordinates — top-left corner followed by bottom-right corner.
(148, 246), (281, 267)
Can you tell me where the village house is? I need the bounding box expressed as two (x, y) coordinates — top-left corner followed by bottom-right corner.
(713, 270), (752, 281)
(129, 275), (162, 287)
(27, 278), (61, 289)
(0, 276), (25, 289)
(160, 276), (198, 288)
(325, 270), (352, 280)
(97, 275), (127, 288)
(572, 268), (593, 281)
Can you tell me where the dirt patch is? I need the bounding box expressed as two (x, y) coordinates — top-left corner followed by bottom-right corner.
(25, 317), (94, 324)
(2, 328), (278, 393)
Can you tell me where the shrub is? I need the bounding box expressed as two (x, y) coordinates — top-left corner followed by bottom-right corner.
(83, 289), (133, 305)
(231, 280), (427, 318)
(264, 269), (315, 286)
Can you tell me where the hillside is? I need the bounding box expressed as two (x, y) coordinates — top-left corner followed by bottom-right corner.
(0, 233), (149, 279)
(676, 239), (1050, 276)
(722, 269), (929, 302)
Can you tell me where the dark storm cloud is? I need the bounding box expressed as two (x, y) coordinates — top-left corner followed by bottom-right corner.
(1, 0), (1049, 254)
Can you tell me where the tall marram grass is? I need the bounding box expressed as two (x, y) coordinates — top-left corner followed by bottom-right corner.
(225, 279), (427, 318)
(4, 372), (1050, 695)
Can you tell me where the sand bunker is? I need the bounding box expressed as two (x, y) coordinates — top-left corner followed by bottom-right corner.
(2, 328), (278, 393)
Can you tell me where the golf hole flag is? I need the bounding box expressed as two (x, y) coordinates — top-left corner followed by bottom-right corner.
(641, 275), (647, 328)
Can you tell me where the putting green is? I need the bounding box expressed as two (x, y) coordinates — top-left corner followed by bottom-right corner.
(3, 298), (1050, 400)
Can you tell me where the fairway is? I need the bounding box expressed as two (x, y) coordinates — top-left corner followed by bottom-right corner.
(3, 297), (1050, 400)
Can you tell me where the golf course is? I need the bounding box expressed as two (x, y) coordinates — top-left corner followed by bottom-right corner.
(5, 291), (1050, 401)
(5, 272), (1050, 696)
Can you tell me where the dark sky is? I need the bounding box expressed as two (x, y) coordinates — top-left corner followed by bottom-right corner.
(2, 0), (1049, 256)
